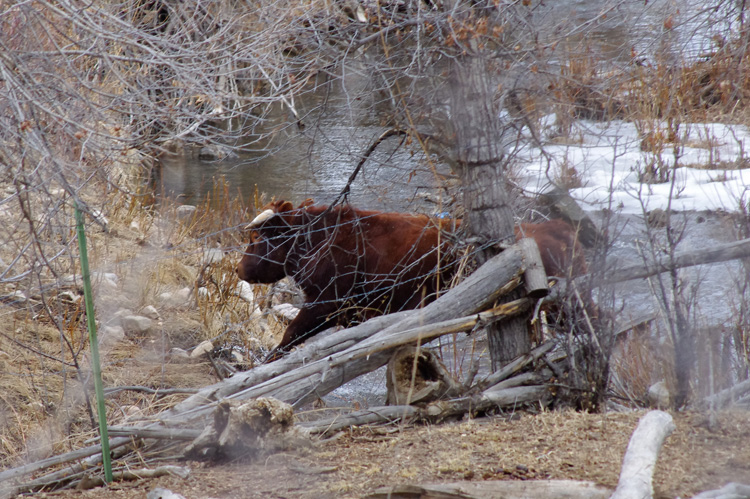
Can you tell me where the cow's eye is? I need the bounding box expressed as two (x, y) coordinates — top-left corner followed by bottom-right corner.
(250, 231), (261, 243)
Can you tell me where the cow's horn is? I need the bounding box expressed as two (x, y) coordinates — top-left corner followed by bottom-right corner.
(245, 209), (275, 230)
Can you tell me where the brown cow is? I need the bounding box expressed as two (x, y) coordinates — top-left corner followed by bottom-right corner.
(238, 200), (457, 354)
(237, 199), (586, 356)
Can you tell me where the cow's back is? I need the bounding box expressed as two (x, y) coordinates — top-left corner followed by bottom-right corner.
(311, 207), (451, 312)
(515, 219), (587, 277)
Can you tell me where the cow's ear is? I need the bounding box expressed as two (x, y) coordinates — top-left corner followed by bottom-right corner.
(299, 198), (314, 209)
(278, 201), (294, 213)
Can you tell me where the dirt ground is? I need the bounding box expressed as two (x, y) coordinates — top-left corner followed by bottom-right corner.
(40, 409), (750, 499)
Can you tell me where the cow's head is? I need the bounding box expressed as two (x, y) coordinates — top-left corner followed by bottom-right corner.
(237, 199), (311, 283)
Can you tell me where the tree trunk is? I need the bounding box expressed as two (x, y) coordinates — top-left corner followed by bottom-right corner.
(449, 54), (530, 369)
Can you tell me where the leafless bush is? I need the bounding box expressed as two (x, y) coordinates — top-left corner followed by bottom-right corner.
(2, 0), (749, 472)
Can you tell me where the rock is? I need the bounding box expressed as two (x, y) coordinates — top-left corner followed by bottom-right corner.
(198, 287), (210, 299)
(147, 488), (186, 499)
(272, 303), (299, 322)
(141, 305), (160, 320)
(203, 248), (225, 264)
(99, 325), (125, 348)
(58, 290), (81, 304)
(112, 308), (134, 323)
(647, 381), (671, 409)
(191, 340), (214, 358)
(169, 348), (191, 363)
(158, 287), (192, 306)
(121, 315), (152, 333)
(61, 272), (118, 290)
(176, 205), (196, 220)
(235, 281), (255, 303)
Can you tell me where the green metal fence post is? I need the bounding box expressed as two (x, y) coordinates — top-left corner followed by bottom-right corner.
(74, 202), (113, 483)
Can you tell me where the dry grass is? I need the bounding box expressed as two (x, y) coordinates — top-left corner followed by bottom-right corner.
(0, 170), (273, 469)
(43, 410), (750, 499)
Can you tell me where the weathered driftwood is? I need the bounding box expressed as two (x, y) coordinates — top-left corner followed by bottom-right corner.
(250, 299), (530, 410)
(0, 444), (132, 497)
(104, 386), (200, 396)
(166, 310), (414, 417)
(601, 237), (750, 285)
(518, 237), (550, 299)
(299, 406), (419, 436)
(301, 384), (550, 436)
(366, 479), (611, 499)
(611, 410), (676, 499)
(478, 340), (556, 390)
(157, 245), (527, 426)
(691, 482), (750, 499)
(700, 378), (750, 410)
(0, 437), (131, 486)
(74, 465), (191, 490)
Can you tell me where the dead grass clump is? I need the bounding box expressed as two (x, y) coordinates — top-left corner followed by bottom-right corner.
(554, 157), (584, 190)
(551, 54), (630, 127)
(0, 166), (273, 466)
(609, 322), (672, 406)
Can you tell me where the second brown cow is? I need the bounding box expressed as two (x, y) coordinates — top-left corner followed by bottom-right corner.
(237, 200), (585, 356)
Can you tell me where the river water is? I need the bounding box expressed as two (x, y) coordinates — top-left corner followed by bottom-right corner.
(155, 0), (729, 211)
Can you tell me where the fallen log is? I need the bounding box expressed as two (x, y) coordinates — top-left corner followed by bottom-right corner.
(71, 465), (191, 491)
(166, 310), (414, 416)
(700, 378), (750, 410)
(691, 482), (750, 499)
(0, 443), (132, 498)
(300, 384), (550, 436)
(252, 299), (531, 409)
(0, 437), (131, 486)
(366, 479), (611, 499)
(611, 410), (676, 499)
(157, 245), (527, 425)
(599, 237), (750, 285)
(546, 237), (750, 312)
(299, 406), (418, 436)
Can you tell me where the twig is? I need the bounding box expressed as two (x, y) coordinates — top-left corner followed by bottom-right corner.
(104, 386), (201, 396)
(107, 425), (202, 440)
(328, 128), (407, 207)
